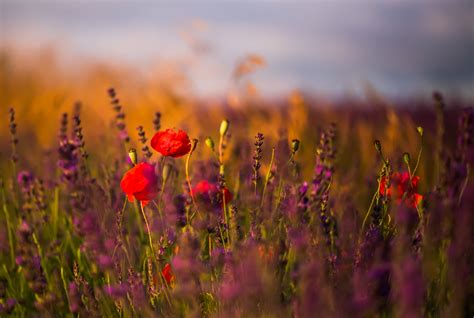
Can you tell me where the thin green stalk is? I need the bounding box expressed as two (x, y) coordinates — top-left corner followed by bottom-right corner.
(140, 205), (173, 305)
(217, 221), (228, 251)
(1, 185), (15, 267)
(412, 134), (423, 177)
(222, 189), (230, 248)
(208, 234), (212, 259)
(218, 134), (224, 172)
(158, 157), (167, 213)
(275, 149), (298, 212)
(407, 164), (412, 181)
(152, 200), (165, 232)
(139, 202), (155, 258)
(218, 130), (231, 248)
(51, 186), (59, 239)
(260, 147), (275, 208)
(185, 149), (198, 224)
(361, 187), (378, 233)
(60, 266), (73, 314)
(458, 164), (470, 205)
(32, 232), (51, 284)
(112, 197), (128, 259)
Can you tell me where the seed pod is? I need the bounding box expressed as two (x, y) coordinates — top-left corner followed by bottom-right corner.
(128, 148), (138, 165)
(374, 140), (382, 153)
(205, 137), (215, 151)
(219, 119), (230, 136)
(190, 138), (198, 153)
(291, 139), (300, 153)
(417, 126), (424, 137)
(403, 152), (411, 165)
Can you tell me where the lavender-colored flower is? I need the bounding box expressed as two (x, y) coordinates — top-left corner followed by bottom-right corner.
(68, 282), (80, 313)
(252, 133), (264, 194)
(0, 298), (16, 314)
(104, 284), (129, 299)
(127, 268), (147, 309)
(97, 254), (114, 270)
(108, 88), (130, 144)
(9, 107), (19, 163)
(72, 108), (88, 160)
(392, 257), (424, 317)
(153, 111), (161, 131)
(57, 138), (80, 183)
(17, 170), (34, 192)
(311, 124), (336, 201)
(136, 125), (153, 159)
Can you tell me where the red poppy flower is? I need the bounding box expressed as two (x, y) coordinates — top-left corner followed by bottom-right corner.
(162, 263), (174, 285)
(379, 171), (423, 208)
(120, 162), (158, 206)
(193, 180), (233, 204)
(151, 128), (191, 158)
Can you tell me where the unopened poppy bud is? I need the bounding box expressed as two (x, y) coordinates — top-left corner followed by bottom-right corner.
(374, 140), (382, 153)
(403, 152), (410, 165)
(205, 137), (215, 151)
(291, 139), (300, 153)
(190, 138), (198, 153)
(128, 148), (138, 165)
(219, 119), (230, 136)
(417, 126), (423, 137)
(162, 164), (172, 183)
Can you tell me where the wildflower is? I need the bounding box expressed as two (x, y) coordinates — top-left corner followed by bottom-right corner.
(162, 263), (175, 285)
(151, 128), (191, 158)
(193, 180), (233, 204)
(252, 133), (264, 192)
(257, 244), (274, 262)
(58, 112), (68, 141)
(72, 108), (88, 159)
(0, 298), (17, 314)
(153, 111), (161, 131)
(17, 170), (34, 193)
(103, 284), (129, 298)
(136, 126), (153, 159)
(9, 108), (19, 163)
(108, 88), (130, 143)
(379, 172), (423, 208)
(57, 139), (80, 183)
(96, 254), (113, 270)
(120, 162), (158, 205)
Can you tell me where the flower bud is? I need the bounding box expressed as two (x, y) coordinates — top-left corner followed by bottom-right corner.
(190, 138), (198, 153)
(128, 148), (137, 165)
(219, 119), (230, 136)
(403, 152), (411, 165)
(291, 139), (300, 153)
(205, 137), (215, 151)
(416, 126), (423, 137)
(374, 140), (382, 153)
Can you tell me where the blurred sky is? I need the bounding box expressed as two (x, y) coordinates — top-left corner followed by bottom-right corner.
(1, 1), (473, 98)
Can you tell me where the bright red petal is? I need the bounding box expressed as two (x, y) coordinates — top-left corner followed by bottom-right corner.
(162, 263), (174, 284)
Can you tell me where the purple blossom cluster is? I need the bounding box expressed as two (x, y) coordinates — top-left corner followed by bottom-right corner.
(0, 92), (473, 317)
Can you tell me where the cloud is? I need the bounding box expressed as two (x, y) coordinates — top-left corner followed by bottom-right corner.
(1, 1), (473, 97)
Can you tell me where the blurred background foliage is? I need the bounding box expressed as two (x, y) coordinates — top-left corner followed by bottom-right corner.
(0, 48), (466, 216)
